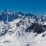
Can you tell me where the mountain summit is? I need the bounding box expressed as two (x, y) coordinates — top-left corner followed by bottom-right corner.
(0, 10), (46, 24)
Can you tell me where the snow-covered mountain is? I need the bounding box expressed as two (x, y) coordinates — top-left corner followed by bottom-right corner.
(0, 10), (46, 46)
(0, 9), (46, 24)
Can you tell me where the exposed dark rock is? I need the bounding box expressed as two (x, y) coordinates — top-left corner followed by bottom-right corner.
(42, 33), (46, 37)
(25, 23), (46, 34)
(26, 44), (30, 46)
(25, 24), (34, 32)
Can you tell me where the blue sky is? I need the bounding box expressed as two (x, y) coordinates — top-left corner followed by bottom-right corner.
(0, 0), (46, 16)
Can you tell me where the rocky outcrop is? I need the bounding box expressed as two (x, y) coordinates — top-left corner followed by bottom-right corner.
(25, 23), (46, 34)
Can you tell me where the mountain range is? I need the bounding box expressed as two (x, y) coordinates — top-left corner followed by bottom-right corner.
(0, 9), (46, 46)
